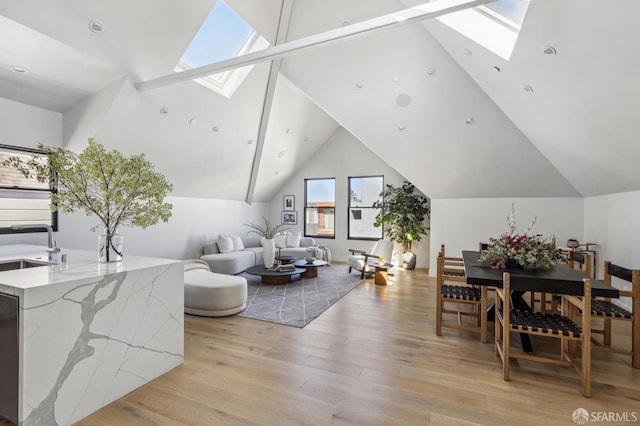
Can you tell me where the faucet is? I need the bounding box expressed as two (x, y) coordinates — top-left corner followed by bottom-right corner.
(10, 224), (54, 249)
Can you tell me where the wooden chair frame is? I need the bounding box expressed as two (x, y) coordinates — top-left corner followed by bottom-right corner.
(495, 272), (592, 397)
(436, 245), (488, 343)
(591, 261), (639, 368)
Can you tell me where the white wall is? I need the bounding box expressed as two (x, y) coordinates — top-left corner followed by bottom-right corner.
(584, 191), (640, 305)
(50, 196), (268, 260)
(0, 97), (62, 147)
(430, 197), (584, 275)
(268, 126), (430, 268)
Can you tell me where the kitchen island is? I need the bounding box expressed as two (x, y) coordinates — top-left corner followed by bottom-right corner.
(0, 245), (184, 426)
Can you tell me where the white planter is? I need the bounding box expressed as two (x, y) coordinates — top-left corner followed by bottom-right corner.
(262, 238), (276, 268)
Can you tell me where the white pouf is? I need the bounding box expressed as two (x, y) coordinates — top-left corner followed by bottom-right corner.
(184, 260), (247, 317)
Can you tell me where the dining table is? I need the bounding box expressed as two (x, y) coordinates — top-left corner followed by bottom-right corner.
(462, 250), (620, 353)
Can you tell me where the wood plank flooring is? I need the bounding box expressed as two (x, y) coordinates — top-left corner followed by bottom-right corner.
(5, 266), (640, 425)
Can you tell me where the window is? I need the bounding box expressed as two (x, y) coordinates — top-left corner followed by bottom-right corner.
(432, 0), (530, 60)
(348, 176), (383, 240)
(304, 178), (335, 238)
(175, 0), (270, 98)
(0, 145), (57, 232)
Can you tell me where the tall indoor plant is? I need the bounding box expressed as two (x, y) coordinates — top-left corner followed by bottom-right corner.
(373, 181), (430, 269)
(3, 138), (173, 262)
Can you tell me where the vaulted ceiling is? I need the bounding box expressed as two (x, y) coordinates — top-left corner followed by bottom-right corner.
(0, 0), (638, 202)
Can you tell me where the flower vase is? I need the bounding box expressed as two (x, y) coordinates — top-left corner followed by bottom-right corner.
(262, 238), (275, 268)
(98, 228), (123, 263)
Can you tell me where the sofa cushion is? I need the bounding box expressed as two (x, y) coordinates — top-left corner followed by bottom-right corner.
(217, 233), (234, 253)
(203, 241), (220, 255)
(286, 232), (301, 248)
(241, 236), (262, 248)
(200, 250), (254, 274)
(300, 237), (315, 247)
(274, 234), (287, 249)
(231, 234), (244, 251)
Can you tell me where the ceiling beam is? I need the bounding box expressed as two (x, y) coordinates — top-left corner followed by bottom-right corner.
(136, 0), (491, 92)
(245, 0), (294, 204)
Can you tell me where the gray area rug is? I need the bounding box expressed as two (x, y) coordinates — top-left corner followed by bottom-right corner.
(237, 265), (362, 327)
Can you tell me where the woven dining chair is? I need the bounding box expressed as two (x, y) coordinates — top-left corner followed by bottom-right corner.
(495, 272), (593, 397)
(590, 261), (639, 368)
(436, 245), (488, 343)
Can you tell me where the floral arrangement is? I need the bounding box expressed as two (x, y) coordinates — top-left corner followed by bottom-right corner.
(478, 205), (562, 270)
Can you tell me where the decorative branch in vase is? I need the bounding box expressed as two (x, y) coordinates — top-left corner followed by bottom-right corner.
(2, 138), (173, 262)
(244, 217), (289, 268)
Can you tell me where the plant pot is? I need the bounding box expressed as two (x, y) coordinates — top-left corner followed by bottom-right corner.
(402, 252), (416, 270)
(262, 238), (276, 268)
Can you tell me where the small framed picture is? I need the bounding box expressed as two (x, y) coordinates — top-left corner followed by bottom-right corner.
(281, 211), (297, 225)
(283, 195), (295, 211)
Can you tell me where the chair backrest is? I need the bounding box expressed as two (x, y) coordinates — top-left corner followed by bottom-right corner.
(604, 261), (640, 300)
(568, 250), (592, 277)
(373, 239), (393, 260)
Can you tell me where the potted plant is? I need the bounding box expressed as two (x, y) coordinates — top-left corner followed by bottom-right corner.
(245, 217), (289, 268)
(3, 138), (173, 262)
(372, 181), (430, 269)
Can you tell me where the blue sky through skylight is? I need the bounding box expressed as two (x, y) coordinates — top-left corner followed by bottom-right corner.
(180, 0), (254, 68)
(485, 0), (529, 26)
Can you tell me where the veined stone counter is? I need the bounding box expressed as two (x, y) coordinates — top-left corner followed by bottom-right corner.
(0, 244), (184, 426)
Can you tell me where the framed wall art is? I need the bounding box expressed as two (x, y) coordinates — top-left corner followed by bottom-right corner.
(283, 194), (295, 211)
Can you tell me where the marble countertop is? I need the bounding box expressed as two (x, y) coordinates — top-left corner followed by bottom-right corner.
(0, 244), (181, 292)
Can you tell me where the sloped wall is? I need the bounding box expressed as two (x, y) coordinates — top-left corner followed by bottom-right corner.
(268, 126), (430, 268)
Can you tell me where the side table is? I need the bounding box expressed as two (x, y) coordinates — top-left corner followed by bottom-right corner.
(369, 262), (393, 285)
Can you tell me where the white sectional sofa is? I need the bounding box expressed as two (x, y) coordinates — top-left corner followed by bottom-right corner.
(200, 234), (317, 275)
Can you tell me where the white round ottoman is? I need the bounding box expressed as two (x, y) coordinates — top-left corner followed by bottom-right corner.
(184, 260), (247, 317)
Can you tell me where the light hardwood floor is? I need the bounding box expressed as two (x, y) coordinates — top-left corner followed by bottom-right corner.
(5, 266), (640, 425)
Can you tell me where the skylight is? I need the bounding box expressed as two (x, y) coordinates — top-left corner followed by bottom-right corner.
(434, 0), (531, 60)
(175, 0), (269, 98)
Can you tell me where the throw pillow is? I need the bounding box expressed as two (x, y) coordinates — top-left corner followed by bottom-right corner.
(286, 231), (301, 248)
(231, 234), (244, 251)
(217, 233), (234, 253)
(273, 234), (287, 249)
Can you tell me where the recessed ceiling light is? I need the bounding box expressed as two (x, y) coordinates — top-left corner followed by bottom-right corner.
(189, 118), (196, 124)
(523, 85), (534, 93)
(9, 65), (26, 74)
(464, 48), (473, 56)
(465, 117), (474, 125)
(398, 125), (406, 131)
(274, 171), (279, 175)
(89, 21), (104, 33)
(426, 68), (435, 76)
(159, 107), (168, 114)
(493, 66), (501, 72)
(355, 82), (363, 89)
(285, 128), (291, 134)
(543, 45), (557, 55)
(277, 150), (286, 158)
(342, 21), (350, 26)
(247, 139), (253, 145)
(211, 126), (219, 132)
(304, 137), (309, 142)
(392, 75), (399, 82)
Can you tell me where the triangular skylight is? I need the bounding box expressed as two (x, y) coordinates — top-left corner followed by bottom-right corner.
(175, 0), (269, 98)
(435, 0), (530, 60)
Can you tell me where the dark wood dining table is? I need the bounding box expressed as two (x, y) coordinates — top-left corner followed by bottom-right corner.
(462, 250), (620, 353)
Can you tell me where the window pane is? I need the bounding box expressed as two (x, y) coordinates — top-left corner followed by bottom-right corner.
(348, 176), (383, 240)
(0, 146), (56, 230)
(305, 178), (335, 238)
(348, 207), (381, 239)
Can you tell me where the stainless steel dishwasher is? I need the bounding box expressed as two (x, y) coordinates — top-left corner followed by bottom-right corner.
(0, 292), (18, 425)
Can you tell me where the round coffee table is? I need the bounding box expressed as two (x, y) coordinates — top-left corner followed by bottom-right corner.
(292, 259), (328, 278)
(246, 265), (306, 285)
(368, 262), (394, 285)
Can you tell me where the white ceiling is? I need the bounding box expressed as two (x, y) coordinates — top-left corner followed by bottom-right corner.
(0, 0), (638, 201)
